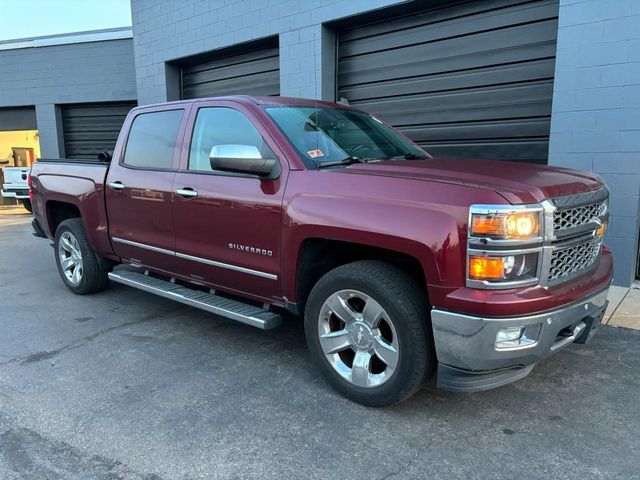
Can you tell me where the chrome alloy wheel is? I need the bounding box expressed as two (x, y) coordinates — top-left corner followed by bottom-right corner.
(58, 231), (84, 285)
(318, 289), (399, 388)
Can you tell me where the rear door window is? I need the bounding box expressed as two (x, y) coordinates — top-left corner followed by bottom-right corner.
(123, 109), (184, 169)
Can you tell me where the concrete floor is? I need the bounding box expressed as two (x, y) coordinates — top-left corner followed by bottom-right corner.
(605, 285), (640, 330)
(1, 208), (639, 479)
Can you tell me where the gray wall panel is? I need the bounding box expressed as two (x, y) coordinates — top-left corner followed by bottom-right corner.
(0, 34), (136, 157)
(549, 0), (640, 285)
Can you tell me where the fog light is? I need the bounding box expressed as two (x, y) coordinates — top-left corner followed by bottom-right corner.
(495, 324), (541, 350)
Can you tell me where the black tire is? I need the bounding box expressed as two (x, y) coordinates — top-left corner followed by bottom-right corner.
(21, 199), (32, 213)
(304, 260), (434, 407)
(54, 218), (111, 294)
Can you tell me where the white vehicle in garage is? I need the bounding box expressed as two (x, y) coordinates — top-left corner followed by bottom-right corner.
(1, 166), (32, 212)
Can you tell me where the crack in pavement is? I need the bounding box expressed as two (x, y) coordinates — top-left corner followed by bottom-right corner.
(0, 426), (164, 480)
(377, 417), (501, 480)
(0, 307), (182, 369)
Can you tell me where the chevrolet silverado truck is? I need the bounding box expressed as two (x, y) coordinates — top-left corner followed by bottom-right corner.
(1, 166), (32, 211)
(30, 96), (612, 406)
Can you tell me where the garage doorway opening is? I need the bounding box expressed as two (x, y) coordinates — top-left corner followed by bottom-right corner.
(0, 129), (40, 208)
(331, 0), (559, 164)
(60, 101), (136, 159)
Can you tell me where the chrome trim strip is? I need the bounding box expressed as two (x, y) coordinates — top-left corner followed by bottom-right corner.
(175, 252), (277, 280)
(467, 246), (543, 256)
(111, 237), (278, 280)
(112, 237), (175, 256)
(468, 236), (543, 248)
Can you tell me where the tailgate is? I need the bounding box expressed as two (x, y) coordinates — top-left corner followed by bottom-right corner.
(2, 167), (30, 188)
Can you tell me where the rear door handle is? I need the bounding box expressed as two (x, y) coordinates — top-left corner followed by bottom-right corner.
(108, 181), (125, 191)
(176, 187), (198, 198)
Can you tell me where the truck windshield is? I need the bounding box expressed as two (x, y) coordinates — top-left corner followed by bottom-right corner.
(264, 106), (428, 168)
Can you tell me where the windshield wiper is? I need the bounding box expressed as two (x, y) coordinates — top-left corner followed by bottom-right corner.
(386, 153), (428, 160)
(316, 156), (369, 169)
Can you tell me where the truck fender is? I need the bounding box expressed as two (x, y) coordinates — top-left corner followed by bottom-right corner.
(281, 197), (466, 303)
(38, 176), (115, 259)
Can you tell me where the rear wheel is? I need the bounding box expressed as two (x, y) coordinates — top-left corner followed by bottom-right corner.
(54, 218), (111, 294)
(304, 260), (434, 406)
(21, 199), (32, 213)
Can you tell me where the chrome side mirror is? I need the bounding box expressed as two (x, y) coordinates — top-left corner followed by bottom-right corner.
(209, 144), (276, 176)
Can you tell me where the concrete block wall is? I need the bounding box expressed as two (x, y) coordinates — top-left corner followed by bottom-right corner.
(0, 33), (137, 157)
(130, 0), (406, 105)
(549, 0), (640, 285)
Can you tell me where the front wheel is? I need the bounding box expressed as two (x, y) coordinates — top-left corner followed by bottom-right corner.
(304, 260), (434, 406)
(54, 218), (111, 294)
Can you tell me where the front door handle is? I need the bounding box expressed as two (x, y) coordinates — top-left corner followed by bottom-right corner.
(176, 187), (198, 198)
(108, 181), (125, 191)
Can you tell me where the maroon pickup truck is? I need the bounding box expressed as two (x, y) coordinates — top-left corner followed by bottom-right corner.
(30, 96), (612, 406)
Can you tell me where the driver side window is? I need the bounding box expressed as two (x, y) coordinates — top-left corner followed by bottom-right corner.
(188, 107), (274, 172)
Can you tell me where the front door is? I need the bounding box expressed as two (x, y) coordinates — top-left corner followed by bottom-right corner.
(171, 103), (287, 301)
(105, 107), (187, 271)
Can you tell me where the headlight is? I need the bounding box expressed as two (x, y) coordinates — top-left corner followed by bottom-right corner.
(470, 210), (541, 239)
(468, 252), (539, 282)
(467, 205), (544, 288)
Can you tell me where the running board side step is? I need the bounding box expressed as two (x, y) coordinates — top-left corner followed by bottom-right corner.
(108, 270), (281, 330)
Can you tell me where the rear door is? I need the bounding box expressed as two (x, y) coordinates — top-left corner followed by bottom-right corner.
(105, 105), (189, 272)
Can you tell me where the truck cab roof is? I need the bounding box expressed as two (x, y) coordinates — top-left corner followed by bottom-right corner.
(136, 95), (352, 111)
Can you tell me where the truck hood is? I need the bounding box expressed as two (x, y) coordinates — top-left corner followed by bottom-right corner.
(342, 157), (604, 204)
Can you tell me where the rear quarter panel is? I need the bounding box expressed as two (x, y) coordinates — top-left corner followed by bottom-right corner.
(30, 162), (114, 258)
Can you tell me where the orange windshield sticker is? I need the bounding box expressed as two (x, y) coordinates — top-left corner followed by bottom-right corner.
(307, 149), (324, 158)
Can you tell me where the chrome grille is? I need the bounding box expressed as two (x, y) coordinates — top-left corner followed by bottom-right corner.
(553, 200), (607, 233)
(548, 238), (602, 283)
(544, 188), (609, 284)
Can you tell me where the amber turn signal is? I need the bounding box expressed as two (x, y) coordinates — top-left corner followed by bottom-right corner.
(469, 255), (505, 280)
(470, 212), (539, 239)
(471, 217), (505, 237)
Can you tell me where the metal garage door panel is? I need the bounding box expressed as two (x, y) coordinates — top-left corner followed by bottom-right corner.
(337, 0), (559, 164)
(338, 21), (558, 86)
(181, 44), (279, 99)
(367, 82), (554, 124)
(339, 59), (556, 102)
(62, 102), (136, 159)
(0, 107), (37, 131)
(339, 0), (557, 56)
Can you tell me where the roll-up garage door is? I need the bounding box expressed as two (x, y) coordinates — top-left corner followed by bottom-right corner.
(180, 38), (279, 99)
(0, 107), (37, 131)
(337, 0), (559, 164)
(61, 101), (136, 159)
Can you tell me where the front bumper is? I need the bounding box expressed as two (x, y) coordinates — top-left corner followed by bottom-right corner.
(1, 188), (29, 199)
(432, 287), (609, 392)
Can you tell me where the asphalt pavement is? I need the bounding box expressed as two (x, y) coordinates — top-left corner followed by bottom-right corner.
(1, 210), (638, 480)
